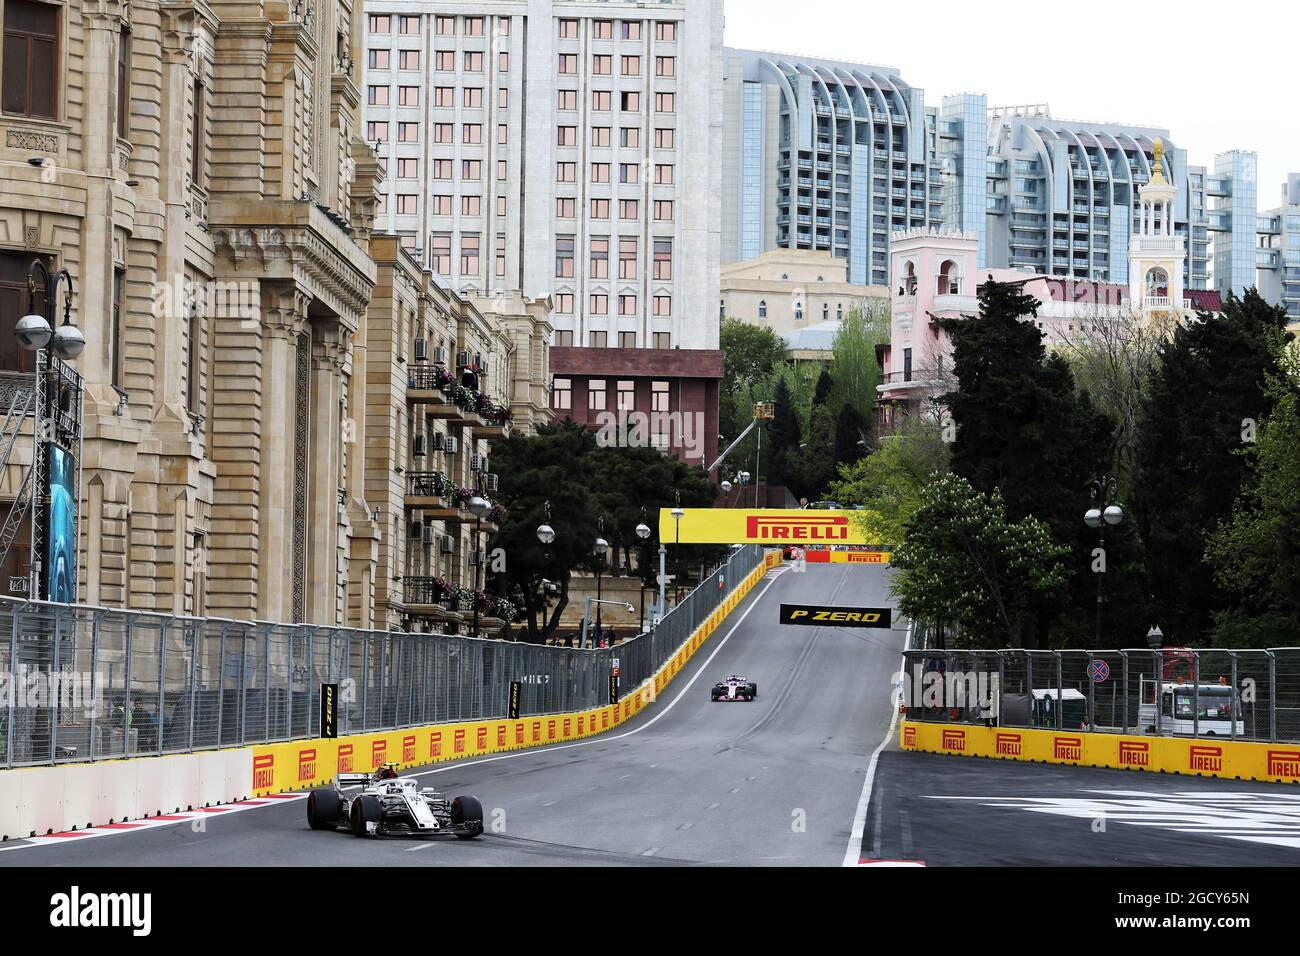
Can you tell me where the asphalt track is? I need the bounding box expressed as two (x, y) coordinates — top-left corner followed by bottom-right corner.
(0, 562), (906, 867)
(5, 561), (1300, 867)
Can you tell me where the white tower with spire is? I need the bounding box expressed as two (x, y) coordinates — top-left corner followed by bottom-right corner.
(1128, 138), (1185, 320)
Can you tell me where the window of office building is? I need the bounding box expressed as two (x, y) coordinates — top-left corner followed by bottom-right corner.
(557, 162), (576, 183)
(432, 159), (451, 179)
(464, 87), (482, 108)
(656, 128), (674, 149)
(555, 237), (575, 278)
(618, 294), (637, 316)
(465, 16), (484, 36)
(617, 380), (635, 409)
(590, 293), (608, 315)
(621, 91), (640, 111)
(397, 158), (418, 178)
(557, 125), (577, 146)
(552, 377), (572, 409)
(368, 85), (388, 105)
(499, 51), (509, 71)
(593, 54), (611, 75)
(653, 332), (672, 349)
(655, 22), (677, 41)
(369, 14), (390, 33)
(593, 90), (611, 111)
(498, 87), (508, 108)
(592, 126), (610, 148)
(435, 15), (454, 35)
(395, 194), (417, 214)
(555, 293), (574, 314)
(462, 123), (482, 144)
(398, 123), (418, 143)
(651, 381), (670, 411)
(558, 53), (576, 74)
(431, 235), (451, 274)
(655, 164), (674, 185)
(462, 159), (481, 179)
(653, 239), (672, 280)
(591, 162), (610, 183)
(653, 295), (671, 317)
(367, 121), (388, 142)
(621, 127), (639, 148)
(433, 123), (452, 143)
(400, 50), (419, 70)
(369, 49), (389, 69)
(656, 56), (675, 77)
(433, 87), (452, 107)
(621, 55), (640, 76)
(399, 16), (419, 34)
(559, 18), (578, 39)
(435, 51), (454, 71)
(558, 89), (577, 110)
(461, 195), (481, 216)
(623, 21), (641, 40)
(464, 51), (482, 72)
(430, 195), (451, 215)
(590, 238), (609, 278)
(618, 239), (637, 279)
(495, 235), (506, 277)
(556, 197), (576, 218)
(655, 92), (675, 114)
(619, 199), (639, 220)
(460, 235), (480, 274)
(554, 331), (574, 348)
(591, 198), (610, 219)
(654, 200), (674, 221)
(619, 163), (638, 184)
(398, 86), (418, 106)
(593, 20), (612, 39)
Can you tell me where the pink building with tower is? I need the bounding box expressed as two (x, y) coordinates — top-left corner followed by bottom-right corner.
(876, 141), (1221, 429)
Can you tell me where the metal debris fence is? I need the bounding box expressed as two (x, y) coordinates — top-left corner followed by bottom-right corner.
(0, 544), (764, 767)
(901, 647), (1300, 743)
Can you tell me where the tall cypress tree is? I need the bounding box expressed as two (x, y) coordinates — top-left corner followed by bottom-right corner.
(765, 376), (802, 495)
(1132, 290), (1291, 644)
(941, 278), (1117, 645)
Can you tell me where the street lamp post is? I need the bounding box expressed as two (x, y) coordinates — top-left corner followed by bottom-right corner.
(467, 495), (492, 640)
(13, 260), (86, 603)
(593, 518), (608, 648)
(535, 501), (555, 644)
(1147, 624), (1164, 735)
(671, 496), (684, 608)
(1084, 477), (1124, 646)
(635, 510), (652, 633)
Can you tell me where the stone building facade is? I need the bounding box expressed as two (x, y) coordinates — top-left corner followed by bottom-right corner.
(0, 0), (548, 629)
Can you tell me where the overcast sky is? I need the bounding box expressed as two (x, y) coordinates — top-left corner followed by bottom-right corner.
(725, 0), (1296, 209)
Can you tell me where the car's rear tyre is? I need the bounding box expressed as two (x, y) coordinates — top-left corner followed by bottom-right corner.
(747, 684), (758, 698)
(350, 794), (381, 837)
(307, 788), (342, 830)
(451, 795), (484, 839)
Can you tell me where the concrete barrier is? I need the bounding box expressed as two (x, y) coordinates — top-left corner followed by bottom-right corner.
(900, 719), (1300, 784)
(0, 551), (780, 839)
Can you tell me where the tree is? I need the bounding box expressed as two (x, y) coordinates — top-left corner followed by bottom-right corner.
(890, 474), (1070, 648)
(487, 421), (601, 642)
(1204, 335), (1300, 646)
(764, 376), (801, 493)
(1131, 290), (1292, 644)
(832, 402), (869, 469)
(720, 318), (787, 448)
(1058, 306), (1170, 492)
(830, 413), (950, 544)
(789, 401), (836, 501)
(830, 302), (889, 424)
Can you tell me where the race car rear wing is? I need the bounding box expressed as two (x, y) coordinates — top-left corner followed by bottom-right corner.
(336, 773), (373, 788)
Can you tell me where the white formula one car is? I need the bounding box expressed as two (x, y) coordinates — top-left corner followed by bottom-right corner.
(306, 763), (484, 839)
(710, 674), (758, 701)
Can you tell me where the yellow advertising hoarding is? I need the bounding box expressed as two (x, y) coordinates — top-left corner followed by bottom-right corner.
(659, 508), (875, 545)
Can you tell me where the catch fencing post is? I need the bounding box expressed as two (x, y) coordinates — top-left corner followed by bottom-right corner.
(88, 610), (101, 760)
(5, 608), (18, 767)
(1267, 650), (1277, 742)
(1054, 652), (1063, 730)
(1119, 650), (1129, 734)
(215, 621), (227, 745)
(50, 605), (62, 763)
(158, 616), (171, 755)
(1193, 651), (1200, 739)
(1230, 652), (1237, 741)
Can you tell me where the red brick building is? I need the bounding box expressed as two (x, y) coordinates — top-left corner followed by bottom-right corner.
(549, 347), (723, 468)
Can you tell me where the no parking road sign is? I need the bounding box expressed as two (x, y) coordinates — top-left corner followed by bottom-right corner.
(1087, 660), (1110, 683)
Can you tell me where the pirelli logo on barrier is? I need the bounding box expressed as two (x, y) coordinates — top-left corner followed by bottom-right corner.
(779, 604), (891, 628)
(476, 726), (488, 751)
(1268, 749), (1300, 779)
(497, 724), (508, 748)
(1054, 736), (1083, 761)
(402, 735), (416, 763)
(338, 743), (354, 772)
(1190, 744), (1223, 772)
(253, 753), (274, 789)
(371, 739), (387, 768)
(995, 732), (1022, 756)
(429, 731), (442, 758)
(298, 748), (317, 782)
(941, 728), (966, 752)
(454, 728), (466, 753)
(1119, 740), (1151, 767)
(903, 725), (916, 748)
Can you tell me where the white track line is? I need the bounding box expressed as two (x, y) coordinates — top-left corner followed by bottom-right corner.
(841, 619), (911, 867)
(410, 570), (782, 779)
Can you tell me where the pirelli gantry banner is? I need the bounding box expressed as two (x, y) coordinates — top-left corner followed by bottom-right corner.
(780, 604), (892, 628)
(659, 508), (875, 545)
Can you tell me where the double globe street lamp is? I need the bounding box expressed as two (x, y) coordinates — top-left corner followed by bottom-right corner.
(1083, 477), (1124, 645)
(467, 494), (492, 640)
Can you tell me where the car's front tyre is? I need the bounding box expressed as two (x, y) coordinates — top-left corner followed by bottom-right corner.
(307, 788), (342, 830)
(451, 795), (484, 839)
(350, 794), (381, 837)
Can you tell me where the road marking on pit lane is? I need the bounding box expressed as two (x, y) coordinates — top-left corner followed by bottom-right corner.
(406, 571), (782, 780)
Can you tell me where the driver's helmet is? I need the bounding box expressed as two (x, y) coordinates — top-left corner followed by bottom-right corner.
(376, 764), (399, 780)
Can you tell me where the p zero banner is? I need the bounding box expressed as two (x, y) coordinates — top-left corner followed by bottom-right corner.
(659, 509), (875, 545)
(319, 683), (339, 738)
(508, 681), (522, 719)
(779, 604), (892, 628)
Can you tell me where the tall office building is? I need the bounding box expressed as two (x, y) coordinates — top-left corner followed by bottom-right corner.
(363, 0), (722, 353)
(1257, 174), (1300, 329)
(937, 93), (989, 267)
(1206, 150), (1260, 299)
(362, 1), (724, 466)
(720, 49), (946, 288)
(971, 107), (1203, 289)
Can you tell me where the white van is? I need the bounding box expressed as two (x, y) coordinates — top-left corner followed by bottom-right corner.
(1137, 679), (1244, 736)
